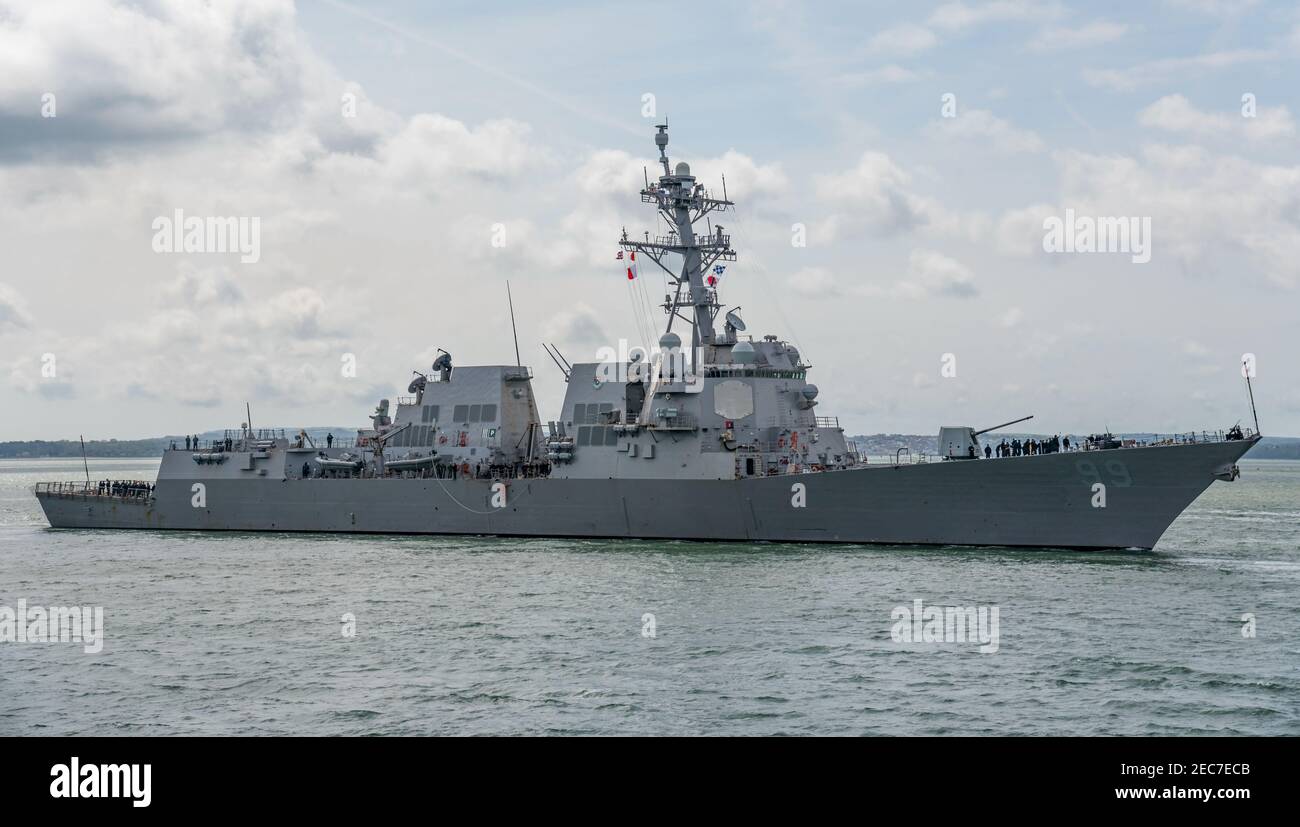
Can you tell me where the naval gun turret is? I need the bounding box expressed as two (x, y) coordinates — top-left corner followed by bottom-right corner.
(939, 415), (1034, 459)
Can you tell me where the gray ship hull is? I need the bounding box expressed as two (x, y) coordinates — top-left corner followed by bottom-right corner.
(36, 439), (1255, 549)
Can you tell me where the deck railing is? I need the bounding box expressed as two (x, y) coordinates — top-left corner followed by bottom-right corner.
(858, 453), (933, 466)
(1081, 429), (1256, 449)
(34, 480), (154, 500)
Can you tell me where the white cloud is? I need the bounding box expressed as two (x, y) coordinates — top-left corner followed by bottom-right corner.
(1162, 0), (1259, 15)
(1055, 145), (1300, 287)
(1028, 20), (1128, 52)
(901, 249), (978, 298)
(995, 203), (1059, 257)
(1138, 94), (1295, 143)
(815, 151), (930, 238)
(377, 115), (541, 184)
(994, 144), (1300, 288)
(541, 303), (608, 354)
(573, 149), (646, 198)
(163, 266), (245, 306)
(929, 109), (1044, 153)
(787, 266), (838, 296)
(786, 252), (977, 301)
(864, 24), (936, 57)
(692, 150), (790, 201)
(0, 0), (388, 155)
(0, 2), (566, 418)
(6, 262), (380, 410)
(1084, 50), (1275, 92)
(0, 282), (33, 330)
(832, 65), (921, 87)
(1000, 307), (1024, 328)
(929, 1), (1063, 31)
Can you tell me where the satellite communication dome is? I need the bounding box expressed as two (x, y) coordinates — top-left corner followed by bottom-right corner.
(732, 341), (757, 364)
(801, 384), (819, 400)
(659, 332), (682, 351)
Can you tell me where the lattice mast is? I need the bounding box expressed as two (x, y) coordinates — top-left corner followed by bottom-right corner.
(619, 123), (736, 350)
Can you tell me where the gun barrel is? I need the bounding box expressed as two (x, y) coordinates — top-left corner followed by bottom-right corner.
(376, 421), (412, 443)
(973, 415), (1034, 437)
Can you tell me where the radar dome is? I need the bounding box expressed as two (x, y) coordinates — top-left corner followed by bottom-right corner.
(659, 332), (682, 351)
(675, 162), (691, 177)
(732, 341), (757, 364)
(801, 384), (819, 400)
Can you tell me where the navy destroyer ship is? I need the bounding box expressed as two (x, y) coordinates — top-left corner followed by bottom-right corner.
(35, 125), (1260, 549)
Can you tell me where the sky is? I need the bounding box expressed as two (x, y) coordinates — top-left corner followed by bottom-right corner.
(0, 0), (1297, 440)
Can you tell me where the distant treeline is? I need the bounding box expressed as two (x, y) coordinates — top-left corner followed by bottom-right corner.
(0, 439), (171, 458)
(1245, 439), (1300, 459)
